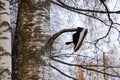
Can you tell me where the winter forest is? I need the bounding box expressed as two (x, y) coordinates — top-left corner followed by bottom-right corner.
(0, 0), (120, 80)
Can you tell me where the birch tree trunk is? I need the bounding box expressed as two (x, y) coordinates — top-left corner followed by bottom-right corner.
(0, 0), (12, 80)
(14, 0), (50, 80)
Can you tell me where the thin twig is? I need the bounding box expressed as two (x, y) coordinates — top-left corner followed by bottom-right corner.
(51, 0), (120, 14)
(50, 64), (77, 80)
(52, 58), (120, 78)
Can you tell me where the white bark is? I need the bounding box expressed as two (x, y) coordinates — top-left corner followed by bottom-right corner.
(0, 0), (11, 80)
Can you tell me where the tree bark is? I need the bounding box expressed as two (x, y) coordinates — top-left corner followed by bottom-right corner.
(0, 0), (12, 80)
(13, 0), (50, 80)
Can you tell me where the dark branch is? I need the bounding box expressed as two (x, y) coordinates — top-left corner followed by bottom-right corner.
(50, 64), (77, 80)
(51, 0), (108, 26)
(51, 0), (120, 14)
(52, 58), (120, 78)
(93, 0), (114, 44)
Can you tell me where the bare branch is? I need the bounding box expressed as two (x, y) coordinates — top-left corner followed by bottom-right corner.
(93, 0), (114, 44)
(46, 28), (78, 55)
(50, 64), (77, 80)
(51, 0), (109, 26)
(52, 58), (120, 78)
(51, 0), (120, 14)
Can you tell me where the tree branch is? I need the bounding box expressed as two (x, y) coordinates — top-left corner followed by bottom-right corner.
(93, 0), (113, 44)
(51, 0), (108, 26)
(50, 64), (77, 80)
(52, 58), (120, 78)
(45, 28), (78, 55)
(51, 0), (120, 14)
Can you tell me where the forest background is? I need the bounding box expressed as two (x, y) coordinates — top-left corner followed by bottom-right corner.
(0, 0), (120, 80)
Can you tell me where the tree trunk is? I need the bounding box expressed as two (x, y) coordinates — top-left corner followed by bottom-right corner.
(0, 0), (12, 80)
(14, 0), (50, 80)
